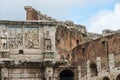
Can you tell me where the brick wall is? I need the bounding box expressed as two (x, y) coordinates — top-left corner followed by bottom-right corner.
(24, 6), (38, 20)
(72, 33), (120, 67)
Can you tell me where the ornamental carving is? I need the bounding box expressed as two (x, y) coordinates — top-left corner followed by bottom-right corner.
(25, 28), (39, 49)
(0, 28), (8, 49)
(9, 27), (23, 49)
(0, 26), (40, 50)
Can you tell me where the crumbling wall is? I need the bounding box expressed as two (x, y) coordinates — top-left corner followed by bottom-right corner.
(56, 24), (87, 57)
(24, 6), (57, 21)
(24, 6), (39, 20)
(87, 32), (102, 40)
(24, 6), (88, 58)
(72, 33), (120, 69)
(102, 29), (120, 36)
(77, 54), (120, 80)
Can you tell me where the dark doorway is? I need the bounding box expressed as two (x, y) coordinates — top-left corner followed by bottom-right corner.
(103, 77), (110, 80)
(90, 63), (98, 77)
(116, 74), (120, 80)
(60, 69), (74, 80)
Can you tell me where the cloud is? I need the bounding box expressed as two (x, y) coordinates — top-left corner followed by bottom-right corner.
(88, 3), (120, 33)
(0, 0), (120, 34)
(0, 0), (117, 21)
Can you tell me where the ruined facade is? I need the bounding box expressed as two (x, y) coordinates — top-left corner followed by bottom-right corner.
(0, 6), (119, 80)
(24, 6), (88, 56)
(72, 33), (120, 80)
(87, 32), (102, 41)
(102, 29), (120, 36)
(0, 20), (60, 80)
(0, 6), (88, 80)
(0, 19), (81, 80)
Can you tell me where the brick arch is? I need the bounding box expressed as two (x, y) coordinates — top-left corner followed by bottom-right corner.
(60, 69), (74, 77)
(57, 67), (77, 80)
(116, 74), (120, 80)
(58, 68), (75, 76)
(103, 76), (110, 80)
(100, 37), (108, 42)
(60, 69), (74, 80)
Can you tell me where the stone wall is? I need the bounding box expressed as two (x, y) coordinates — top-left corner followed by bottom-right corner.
(24, 6), (39, 20)
(102, 29), (120, 36)
(87, 32), (102, 40)
(72, 33), (120, 65)
(0, 20), (63, 80)
(75, 54), (120, 80)
(0, 20), (58, 62)
(1, 67), (44, 80)
(24, 6), (57, 21)
(72, 33), (120, 79)
(56, 24), (87, 56)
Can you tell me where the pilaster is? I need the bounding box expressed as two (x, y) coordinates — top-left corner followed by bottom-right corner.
(87, 60), (91, 78)
(109, 54), (115, 73)
(1, 67), (9, 80)
(96, 57), (101, 76)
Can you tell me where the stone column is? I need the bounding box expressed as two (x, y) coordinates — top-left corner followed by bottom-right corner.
(109, 54), (115, 73)
(96, 57), (101, 76)
(45, 67), (54, 80)
(22, 25), (25, 49)
(87, 60), (91, 79)
(78, 66), (81, 80)
(1, 67), (9, 80)
(52, 70), (58, 80)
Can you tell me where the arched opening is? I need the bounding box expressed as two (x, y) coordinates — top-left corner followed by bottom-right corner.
(76, 40), (79, 46)
(90, 63), (98, 77)
(60, 69), (74, 80)
(116, 74), (120, 80)
(103, 77), (110, 80)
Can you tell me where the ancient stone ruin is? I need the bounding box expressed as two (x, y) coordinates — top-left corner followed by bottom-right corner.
(0, 6), (119, 80)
